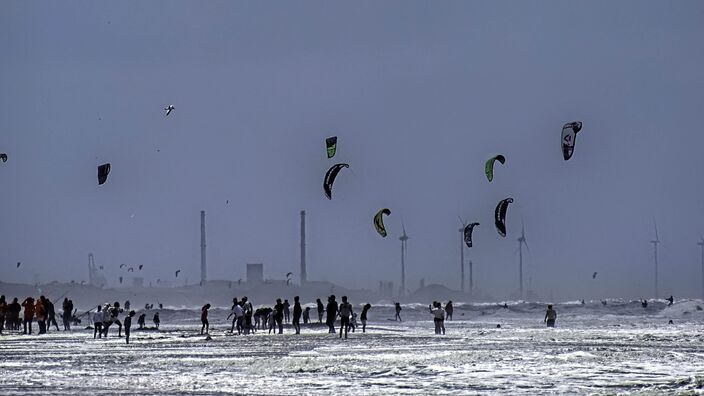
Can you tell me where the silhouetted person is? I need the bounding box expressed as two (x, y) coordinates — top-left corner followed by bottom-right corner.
(137, 313), (146, 329)
(9, 298), (21, 331)
(338, 296), (353, 339)
(292, 296), (302, 334)
(22, 297), (35, 334)
(201, 304), (210, 334)
(124, 311), (135, 344)
(303, 307), (311, 324)
(124, 300), (130, 311)
(103, 302), (123, 337)
(641, 299), (648, 308)
(274, 299), (284, 334)
(316, 298), (324, 323)
(0, 295), (6, 335)
(445, 301), (453, 321)
(394, 302), (402, 322)
(35, 297), (47, 334)
(93, 306), (104, 339)
(667, 296), (674, 306)
(283, 299), (290, 324)
(153, 312), (160, 329)
(326, 295), (338, 333)
(544, 304), (557, 328)
(45, 298), (59, 332)
(361, 303), (371, 333)
(62, 298), (73, 331)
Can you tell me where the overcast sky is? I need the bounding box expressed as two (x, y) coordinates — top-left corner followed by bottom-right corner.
(2, 1), (703, 300)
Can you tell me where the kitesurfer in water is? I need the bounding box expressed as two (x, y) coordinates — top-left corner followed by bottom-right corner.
(360, 303), (371, 333)
(667, 296), (674, 306)
(316, 298), (324, 323)
(544, 305), (557, 328)
(201, 304), (210, 334)
(326, 295), (338, 333)
(292, 296), (302, 335)
(641, 299), (648, 308)
(394, 302), (402, 322)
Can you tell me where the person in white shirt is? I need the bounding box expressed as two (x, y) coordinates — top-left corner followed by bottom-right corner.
(93, 306), (104, 339)
(429, 302), (445, 335)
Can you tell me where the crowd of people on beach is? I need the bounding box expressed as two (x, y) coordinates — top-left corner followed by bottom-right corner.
(0, 292), (680, 342)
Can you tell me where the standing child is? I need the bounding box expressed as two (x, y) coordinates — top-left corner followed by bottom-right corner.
(124, 311), (135, 344)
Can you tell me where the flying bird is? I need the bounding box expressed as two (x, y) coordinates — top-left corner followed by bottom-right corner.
(175, 270), (181, 277)
(164, 105), (175, 116)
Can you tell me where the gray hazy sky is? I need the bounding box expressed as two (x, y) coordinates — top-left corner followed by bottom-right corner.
(2, 1), (704, 300)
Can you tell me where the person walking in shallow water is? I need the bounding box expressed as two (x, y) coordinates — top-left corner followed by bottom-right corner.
(326, 295), (338, 333)
(360, 303), (371, 333)
(124, 311), (135, 344)
(544, 304), (557, 328)
(394, 302), (402, 322)
(316, 298), (324, 324)
(93, 306), (103, 339)
(338, 296), (353, 339)
(292, 296), (302, 335)
(200, 304), (210, 334)
(445, 301), (453, 321)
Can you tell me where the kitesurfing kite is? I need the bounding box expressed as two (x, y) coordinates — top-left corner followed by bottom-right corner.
(97, 163), (111, 185)
(80, 280), (86, 286)
(485, 155), (505, 182)
(592, 272), (598, 279)
(16, 262), (21, 268)
(494, 198), (514, 237)
(323, 163), (349, 199)
(138, 265), (143, 270)
(175, 270), (181, 278)
(164, 105), (175, 116)
(287, 278), (292, 286)
(463, 222), (480, 248)
(119, 264), (126, 269)
(326, 136), (338, 159)
(561, 121), (583, 161)
(286, 272), (293, 278)
(128, 267), (134, 272)
(373, 208), (391, 237)
(0, 153), (7, 163)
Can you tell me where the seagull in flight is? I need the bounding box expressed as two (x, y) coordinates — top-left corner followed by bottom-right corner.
(164, 105), (175, 116)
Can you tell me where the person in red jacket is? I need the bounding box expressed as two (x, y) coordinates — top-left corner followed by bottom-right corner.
(35, 297), (47, 334)
(22, 297), (35, 334)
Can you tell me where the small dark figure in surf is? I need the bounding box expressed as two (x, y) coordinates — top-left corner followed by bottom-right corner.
(124, 311), (135, 344)
(641, 299), (648, 308)
(124, 300), (130, 311)
(445, 301), (453, 321)
(338, 296), (353, 339)
(303, 307), (311, 324)
(153, 312), (160, 329)
(394, 302), (402, 322)
(292, 296), (302, 335)
(544, 304), (557, 328)
(274, 299), (284, 334)
(316, 298), (325, 323)
(93, 306), (104, 339)
(503, 303), (509, 309)
(601, 300), (608, 306)
(137, 313), (146, 329)
(326, 295), (338, 333)
(200, 304), (210, 334)
(666, 296), (674, 306)
(580, 299), (585, 305)
(360, 303), (371, 333)
(45, 298), (59, 332)
(283, 299), (290, 324)
(62, 298), (73, 331)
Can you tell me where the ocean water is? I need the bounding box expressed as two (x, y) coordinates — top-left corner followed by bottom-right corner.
(1, 299), (703, 395)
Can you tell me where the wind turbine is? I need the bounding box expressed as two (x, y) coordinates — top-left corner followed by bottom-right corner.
(458, 219), (465, 293)
(516, 223), (529, 299)
(650, 223), (660, 299)
(698, 236), (704, 300)
(399, 224), (409, 297)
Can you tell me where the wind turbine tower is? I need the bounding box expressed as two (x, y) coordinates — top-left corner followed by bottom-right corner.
(459, 226), (465, 293)
(698, 237), (703, 300)
(517, 224), (529, 299)
(399, 225), (409, 297)
(650, 223), (660, 299)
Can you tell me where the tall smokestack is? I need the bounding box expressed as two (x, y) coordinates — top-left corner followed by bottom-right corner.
(200, 210), (207, 284)
(300, 210), (307, 284)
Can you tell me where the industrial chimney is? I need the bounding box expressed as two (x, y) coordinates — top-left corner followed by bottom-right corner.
(200, 210), (207, 284)
(300, 210), (307, 284)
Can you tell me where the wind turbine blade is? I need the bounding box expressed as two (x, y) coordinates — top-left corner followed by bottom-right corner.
(457, 215), (466, 227)
(524, 240), (530, 253)
(654, 221), (659, 242)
